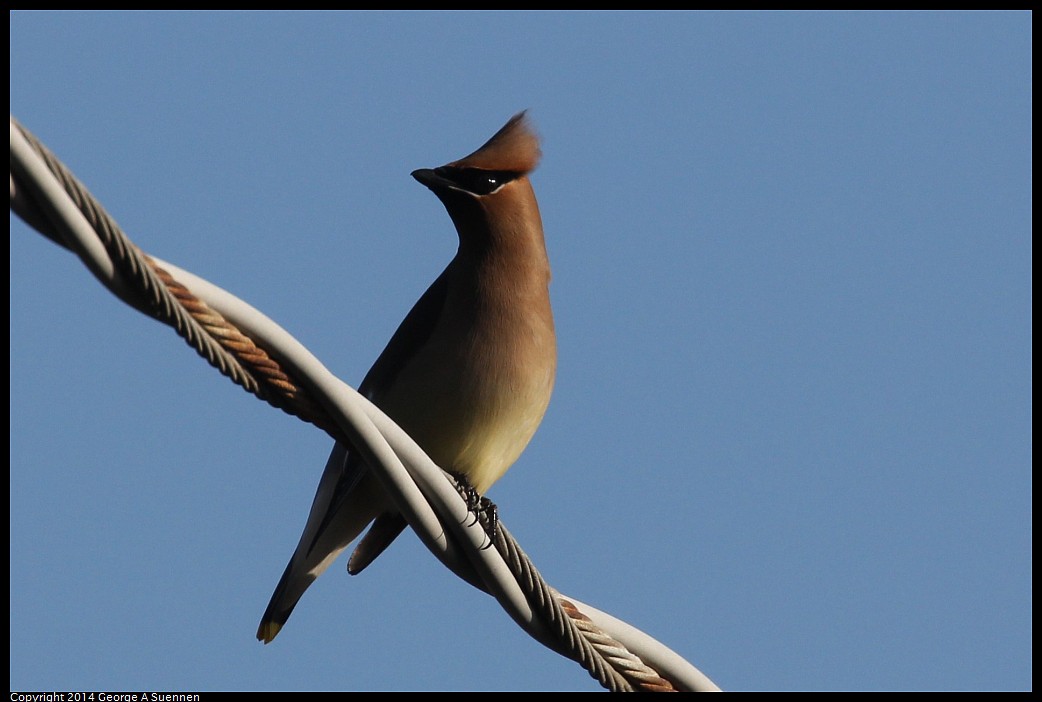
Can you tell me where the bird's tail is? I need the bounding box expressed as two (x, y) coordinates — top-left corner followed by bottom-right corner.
(257, 443), (387, 643)
(257, 557), (321, 643)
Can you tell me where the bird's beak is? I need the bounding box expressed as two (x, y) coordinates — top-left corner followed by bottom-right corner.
(411, 168), (445, 190)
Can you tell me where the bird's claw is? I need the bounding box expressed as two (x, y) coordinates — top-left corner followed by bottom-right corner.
(448, 471), (499, 548)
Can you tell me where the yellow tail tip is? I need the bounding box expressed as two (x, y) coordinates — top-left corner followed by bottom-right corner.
(257, 621), (282, 644)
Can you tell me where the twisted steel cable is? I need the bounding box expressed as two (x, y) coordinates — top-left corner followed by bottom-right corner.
(10, 116), (710, 692)
(11, 117), (336, 436)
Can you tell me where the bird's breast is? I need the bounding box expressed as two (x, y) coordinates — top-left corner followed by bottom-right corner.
(375, 287), (555, 494)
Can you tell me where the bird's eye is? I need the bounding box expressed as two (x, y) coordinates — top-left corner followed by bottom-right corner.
(435, 167), (518, 196)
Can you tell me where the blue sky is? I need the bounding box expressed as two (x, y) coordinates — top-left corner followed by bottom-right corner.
(9, 11), (1031, 692)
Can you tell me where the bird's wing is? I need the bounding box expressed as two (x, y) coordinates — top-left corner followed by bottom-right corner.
(257, 266), (453, 641)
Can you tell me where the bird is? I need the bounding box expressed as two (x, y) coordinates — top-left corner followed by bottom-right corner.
(257, 112), (556, 643)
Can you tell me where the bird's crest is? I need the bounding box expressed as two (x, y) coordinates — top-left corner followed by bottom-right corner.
(449, 111), (542, 174)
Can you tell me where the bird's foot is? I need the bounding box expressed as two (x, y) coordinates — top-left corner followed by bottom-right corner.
(447, 471), (499, 549)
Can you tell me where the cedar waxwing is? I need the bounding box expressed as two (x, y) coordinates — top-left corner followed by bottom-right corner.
(257, 112), (556, 643)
